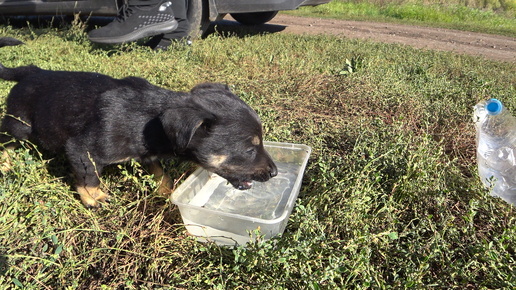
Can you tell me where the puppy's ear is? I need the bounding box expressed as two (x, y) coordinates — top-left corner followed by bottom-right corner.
(160, 108), (215, 150)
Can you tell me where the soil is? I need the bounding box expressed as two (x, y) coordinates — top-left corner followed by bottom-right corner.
(217, 14), (515, 63)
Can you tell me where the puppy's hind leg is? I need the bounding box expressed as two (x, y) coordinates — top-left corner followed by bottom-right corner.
(0, 139), (19, 172)
(0, 146), (14, 173)
(0, 116), (31, 172)
(0, 134), (13, 173)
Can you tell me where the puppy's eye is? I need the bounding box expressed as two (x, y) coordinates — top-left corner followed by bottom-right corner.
(246, 148), (256, 157)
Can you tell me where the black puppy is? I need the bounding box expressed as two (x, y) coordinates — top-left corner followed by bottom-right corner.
(0, 38), (277, 207)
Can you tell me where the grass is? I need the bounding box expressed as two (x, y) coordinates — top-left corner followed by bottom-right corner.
(0, 15), (515, 289)
(288, 0), (516, 37)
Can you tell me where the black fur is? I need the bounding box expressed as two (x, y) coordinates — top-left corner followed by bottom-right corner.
(0, 38), (277, 206)
(0, 37), (24, 48)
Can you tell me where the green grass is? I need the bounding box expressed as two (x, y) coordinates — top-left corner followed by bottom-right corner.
(0, 19), (515, 288)
(288, 0), (516, 37)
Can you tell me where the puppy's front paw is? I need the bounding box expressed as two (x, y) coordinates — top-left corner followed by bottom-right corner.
(157, 182), (173, 196)
(93, 188), (111, 204)
(77, 186), (110, 208)
(156, 175), (174, 197)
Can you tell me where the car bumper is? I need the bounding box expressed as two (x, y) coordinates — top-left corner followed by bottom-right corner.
(214, 0), (332, 13)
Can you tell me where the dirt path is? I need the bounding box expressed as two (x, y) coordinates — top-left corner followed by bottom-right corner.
(221, 14), (515, 63)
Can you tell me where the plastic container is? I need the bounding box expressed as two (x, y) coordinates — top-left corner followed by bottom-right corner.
(474, 98), (516, 205)
(171, 141), (312, 245)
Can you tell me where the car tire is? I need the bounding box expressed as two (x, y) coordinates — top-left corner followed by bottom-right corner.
(187, 0), (210, 39)
(230, 11), (279, 26)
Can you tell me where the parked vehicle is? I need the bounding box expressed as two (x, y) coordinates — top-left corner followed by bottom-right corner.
(0, 0), (331, 38)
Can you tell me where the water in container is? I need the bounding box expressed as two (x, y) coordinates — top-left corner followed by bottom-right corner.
(188, 162), (298, 219)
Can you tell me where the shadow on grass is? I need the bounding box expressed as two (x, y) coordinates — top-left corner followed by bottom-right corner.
(0, 15), (288, 58)
(0, 15), (287, 40)
(206, 19), (286, 38)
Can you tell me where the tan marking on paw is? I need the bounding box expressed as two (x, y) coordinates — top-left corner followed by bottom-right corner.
(1, 148), (14, 173)
(92, 188), (110, 202)
(147, 161), (173, 196)
(77, 186), (110, 208)
(0, 162), (11, 173)
(157, 174), (173, 196)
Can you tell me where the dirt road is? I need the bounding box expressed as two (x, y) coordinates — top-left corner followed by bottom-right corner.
(221, 14), (515, 63)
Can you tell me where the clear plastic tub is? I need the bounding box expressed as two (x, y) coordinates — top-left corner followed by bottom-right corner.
(171, 141), (311, 246)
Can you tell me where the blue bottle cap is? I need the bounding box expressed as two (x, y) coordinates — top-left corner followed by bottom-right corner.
(486, 99), (503, 115)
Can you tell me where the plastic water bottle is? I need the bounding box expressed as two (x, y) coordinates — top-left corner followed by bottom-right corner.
(474, 98), (516, 205)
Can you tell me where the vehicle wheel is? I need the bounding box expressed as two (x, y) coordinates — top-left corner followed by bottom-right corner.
(186, 0), (210, 39)
(230, 11), (279, 26)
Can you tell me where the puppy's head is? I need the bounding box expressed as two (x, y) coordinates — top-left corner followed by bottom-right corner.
(162, 83), (277, 189)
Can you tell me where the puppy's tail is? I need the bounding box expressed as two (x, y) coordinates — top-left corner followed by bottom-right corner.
(0, 38), (42, 82)
(0, 37), (40, 82)
(0, 63), (41, 82)
(0, 37), (24, 48)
